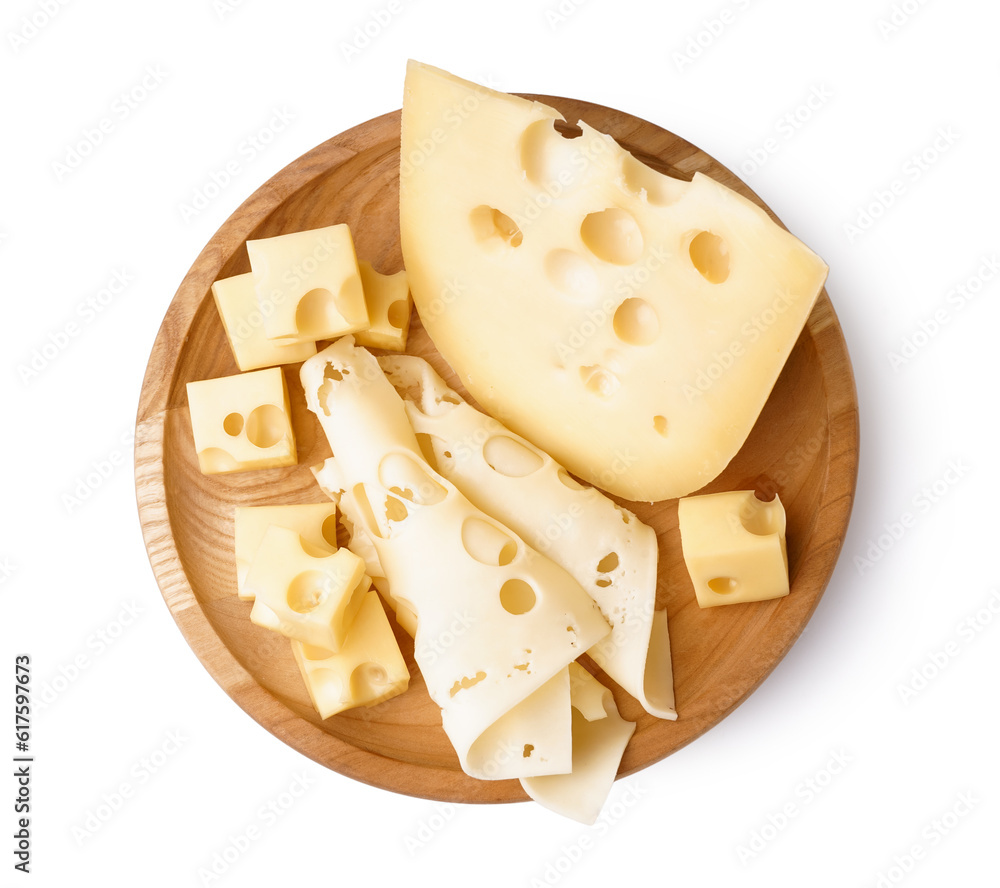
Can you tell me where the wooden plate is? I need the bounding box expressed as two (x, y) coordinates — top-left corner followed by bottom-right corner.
(135, 96), (859, 804)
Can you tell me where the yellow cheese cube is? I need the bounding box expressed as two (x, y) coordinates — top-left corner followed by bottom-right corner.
(211, 272), (317, 371)
(678, 490), (788, 607)
(291, 589), (409, 718)
(186, 367), (297, 474)
(354, 261), (413, 352)
(247, 224), (368, 345)
(234, 503), (339, 600)
(247, 525), (368, 652)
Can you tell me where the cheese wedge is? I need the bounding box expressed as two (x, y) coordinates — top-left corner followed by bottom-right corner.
(399, 61), (828, 501)
(378, 353), (675, 719)
(300, 338), (611, 780)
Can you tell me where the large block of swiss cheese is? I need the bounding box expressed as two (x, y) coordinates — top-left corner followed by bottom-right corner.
(399, 61), (829, 502)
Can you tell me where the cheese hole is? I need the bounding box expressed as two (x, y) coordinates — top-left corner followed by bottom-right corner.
(378, 453), (447, 505)
(223, 412), (244, 437)
(470, 205), (523, 248)
(708, 577), (740, 595)
(580, 208), (644, 265)
(320, 513), (339, 549)
(612, 297), (659, 346)
(523, 744), (534, 758)
(387, 299), (410, 329)
(351, 662), (389, 698)
(245, 404), (286, 448)
(622, 153), (685, 206)
(483, 435), (544, 478)
(384, 495), (408, 523)
(198, 447), (240, 474)
(544, 249), (599, 301)
(580, 365), (620, 399)
(740, 497), (783, 536)
(557, 468), (586, 491)
(597, 552), (619, 573)
(520, 118), (581, 187)
(596, 578), (612, 588)
(462, 517), (518, 566)
(450, 671), (487, 697)
(295, 287), (339, 338)
(553, 119), (583, 139)
(689, 231), (730, 283)
(287, 570), (329, 613)
(500, 579), (536, 615)
(653, 415), (668, 436)
(415, 433), (443, 471)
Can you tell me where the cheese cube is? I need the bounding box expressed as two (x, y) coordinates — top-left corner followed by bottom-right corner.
(186, 367), (297, 474)
(291, 589), (409, 718)
(246, 224), (369, 345)
(353, 261), (413, 352)
(234, 503), (339, 599)
(247, 525), (369, 652)
(678, 491), (788, 607)
(211, 272), (317, 371)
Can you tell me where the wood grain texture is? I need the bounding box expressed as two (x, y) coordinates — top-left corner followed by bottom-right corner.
(134, 97), (859, 804)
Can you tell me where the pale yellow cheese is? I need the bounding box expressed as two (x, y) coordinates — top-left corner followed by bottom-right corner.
(186, 367), (297, 474)
(233, 503), (339, 600)
(521, 662), (635, 825)
(678, 490), (788, 607)
(211, 272), (317, 371)
(246, 524), (369, 651)
(246, 224), (368, 345)
(290, 589), (409, 718)
(354, 261), (412, 352)
(399, 61), (829, 501)
(378, 354), (675, 719)
(300, 337), (611, 780)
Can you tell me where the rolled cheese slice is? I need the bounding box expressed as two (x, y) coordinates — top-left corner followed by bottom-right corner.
(301, 338), (611, 779)
(378, 353), (675, 719)
(399, 60), (829, 501)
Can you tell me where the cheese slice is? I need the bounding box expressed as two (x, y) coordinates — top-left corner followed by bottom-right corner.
(378, 354), (675, 719)
(300, 338), (611, 779)
(521, 662), (635, 825)
(399, 61), (829, 502)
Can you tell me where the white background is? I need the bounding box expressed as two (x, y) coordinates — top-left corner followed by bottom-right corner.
(2, 0), (997, 885)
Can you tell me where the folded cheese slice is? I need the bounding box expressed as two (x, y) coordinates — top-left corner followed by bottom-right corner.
(399, 61), (829, 501)
(521, 662), (636, 825)
(301, 338), (611, 780)
(378, 354), (675, 719)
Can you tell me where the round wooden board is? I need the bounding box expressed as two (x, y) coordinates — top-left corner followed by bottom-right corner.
(135, 96), (859, 804)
